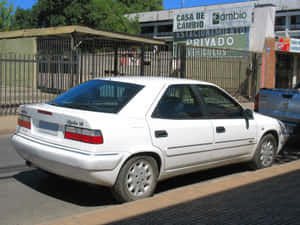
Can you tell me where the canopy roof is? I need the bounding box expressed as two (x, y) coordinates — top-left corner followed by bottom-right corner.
(0, 25), (165, 46)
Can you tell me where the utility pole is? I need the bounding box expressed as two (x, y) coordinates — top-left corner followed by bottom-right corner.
(182, 0), (184, 8)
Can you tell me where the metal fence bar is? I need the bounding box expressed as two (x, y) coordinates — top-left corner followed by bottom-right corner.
(0, 45), (259, 115)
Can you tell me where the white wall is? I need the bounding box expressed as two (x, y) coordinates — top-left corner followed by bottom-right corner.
(250, 5), (276, 52)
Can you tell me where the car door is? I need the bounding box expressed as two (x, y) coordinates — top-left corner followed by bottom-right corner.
(146, 84), (214, 171)
(195, 85), (258, 161)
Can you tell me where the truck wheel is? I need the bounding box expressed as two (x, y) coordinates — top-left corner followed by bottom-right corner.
(112, 155), (158, 203)
(250, 134), (277, 169)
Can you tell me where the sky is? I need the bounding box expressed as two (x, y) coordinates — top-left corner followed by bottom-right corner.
(163, 0), (252, 9)
(7, 0), (253, 10)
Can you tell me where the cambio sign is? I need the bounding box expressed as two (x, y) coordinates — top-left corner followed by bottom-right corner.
(174, 6), (252, 32)
(173, 6), (253, 51)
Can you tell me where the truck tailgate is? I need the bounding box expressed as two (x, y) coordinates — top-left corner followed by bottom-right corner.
(258, 88), (300, 124)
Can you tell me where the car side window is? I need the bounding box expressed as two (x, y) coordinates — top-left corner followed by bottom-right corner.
(152, 85), (203, 119)
(196, 85), (243, 119)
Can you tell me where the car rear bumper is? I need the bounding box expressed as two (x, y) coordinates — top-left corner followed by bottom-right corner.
(11, 133), (127, 186)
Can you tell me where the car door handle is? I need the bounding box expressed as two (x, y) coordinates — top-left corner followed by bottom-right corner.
(155, 130), (168, 138)
(216, 126), (226, 133)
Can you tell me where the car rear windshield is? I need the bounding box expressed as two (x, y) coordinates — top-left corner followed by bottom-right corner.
(49, 80), (144, 113)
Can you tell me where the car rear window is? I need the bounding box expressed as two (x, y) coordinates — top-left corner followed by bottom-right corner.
(49, 80), (144, 113)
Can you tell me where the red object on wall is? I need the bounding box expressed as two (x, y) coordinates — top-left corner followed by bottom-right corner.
(277, 37), (290, 52)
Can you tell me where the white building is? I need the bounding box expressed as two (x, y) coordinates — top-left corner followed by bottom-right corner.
(129, 0), (299, 41)
(128, 0), (300, 88)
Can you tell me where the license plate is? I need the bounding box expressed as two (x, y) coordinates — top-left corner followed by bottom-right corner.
(39, 120), (59, 132)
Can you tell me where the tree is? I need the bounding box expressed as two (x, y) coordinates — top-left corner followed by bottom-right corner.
(118, 0), (163, 12)
(11, 0), (140, 34)
(30, 0), (76, 27)
(10, 0), (162, 34)
(13, 7), (34, 30)
(87, 0), (140, 34)
(0, 0), (14, 31)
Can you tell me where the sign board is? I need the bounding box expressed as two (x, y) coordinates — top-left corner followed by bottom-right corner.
(173, 6), (253, 32)
(173, 5), (253, 51)
(290, 38), (300, 53)
(276, 37), (290, 52)
(175, 27), (249, 50)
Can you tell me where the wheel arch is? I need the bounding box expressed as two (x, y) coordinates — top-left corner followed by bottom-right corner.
(260, 129), (279, 150)
(122, 151), (163, 174)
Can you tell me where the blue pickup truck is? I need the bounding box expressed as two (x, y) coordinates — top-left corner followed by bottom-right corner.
(255, 82), (300, 134)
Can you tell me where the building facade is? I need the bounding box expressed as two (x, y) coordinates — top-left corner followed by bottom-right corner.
(128, 0), (300, 89)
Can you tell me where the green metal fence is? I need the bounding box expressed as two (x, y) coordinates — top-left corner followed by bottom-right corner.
(0, 45), (260, 115)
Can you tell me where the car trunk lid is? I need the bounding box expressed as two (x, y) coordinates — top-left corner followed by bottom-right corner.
(17, 103), (114, 153)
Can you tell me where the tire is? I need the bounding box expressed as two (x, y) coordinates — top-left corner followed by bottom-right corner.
(250, 134), (277, 169)
(112, 155), (158, 203)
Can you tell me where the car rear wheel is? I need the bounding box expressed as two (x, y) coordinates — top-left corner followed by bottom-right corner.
(250, 134), (277, 169)
(112, 155), (158, 203)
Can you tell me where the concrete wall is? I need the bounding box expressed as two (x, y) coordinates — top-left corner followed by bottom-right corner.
(250, 5), (276, 53)
(263, 38), (276, 88)
(0, 38), (37, 54)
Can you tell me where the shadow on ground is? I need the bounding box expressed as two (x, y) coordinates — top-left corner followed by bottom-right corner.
(14, 169), (116, 207)
(106, 170), (300, 225)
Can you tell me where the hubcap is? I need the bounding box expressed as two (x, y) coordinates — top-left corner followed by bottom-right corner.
(260, 139), (275, 167)
(126, 159), (154, 197)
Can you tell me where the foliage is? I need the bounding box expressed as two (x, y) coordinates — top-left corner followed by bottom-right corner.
(0, 0), (14, 31)
(87, 0), (140, 34)
(118, 0), (163, 12)
(4, 0), (162, 34)
(14, 7), (34, 29)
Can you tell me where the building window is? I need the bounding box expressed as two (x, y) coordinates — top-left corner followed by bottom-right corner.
(275, 16), (285, 31)
(291, 15), (300, 24)
(291, 15), (300, 30)
(158, 25), (173, 33)
(141, 26), (154, 34)
(275, 16), (286, 26)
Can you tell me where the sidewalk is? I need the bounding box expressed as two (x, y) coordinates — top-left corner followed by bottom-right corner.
(0, 115), (17, 135)
(38, 160), (300, 225)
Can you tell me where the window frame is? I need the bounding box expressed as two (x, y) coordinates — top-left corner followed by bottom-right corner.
(193, 84), (245, 119)
(151, 84), (205, 120)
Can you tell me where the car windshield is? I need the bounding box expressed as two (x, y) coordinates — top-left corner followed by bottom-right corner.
(49, 80), (144, 113)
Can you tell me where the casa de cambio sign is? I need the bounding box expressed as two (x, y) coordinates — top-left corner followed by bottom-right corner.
(173, 6), (253, 52)
(174, 6), (253, 32)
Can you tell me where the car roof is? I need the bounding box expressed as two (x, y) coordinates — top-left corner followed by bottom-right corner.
(97, 76), (214, 87)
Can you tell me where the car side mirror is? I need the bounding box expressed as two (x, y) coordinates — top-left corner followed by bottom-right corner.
(243, 108), (253, 119)
(242, 109), (253, 129)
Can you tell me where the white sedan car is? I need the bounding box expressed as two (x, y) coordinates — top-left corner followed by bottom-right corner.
(11, 77), (287, 202)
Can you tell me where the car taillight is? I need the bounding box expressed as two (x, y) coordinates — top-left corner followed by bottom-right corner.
(254, 93), (259, 112)
(64, 126), (103, 144)
(18, 114), (31, 129)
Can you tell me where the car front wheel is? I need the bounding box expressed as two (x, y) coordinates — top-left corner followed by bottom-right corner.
(250, 134), (277, 169)
(112, 155), (158, 202)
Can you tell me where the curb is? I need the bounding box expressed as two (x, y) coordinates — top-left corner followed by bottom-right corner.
(37, 160), (300, 225)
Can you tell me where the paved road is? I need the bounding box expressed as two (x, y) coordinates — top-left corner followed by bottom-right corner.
(0, 135), (115, 225)
(0, 135), (299, 225)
